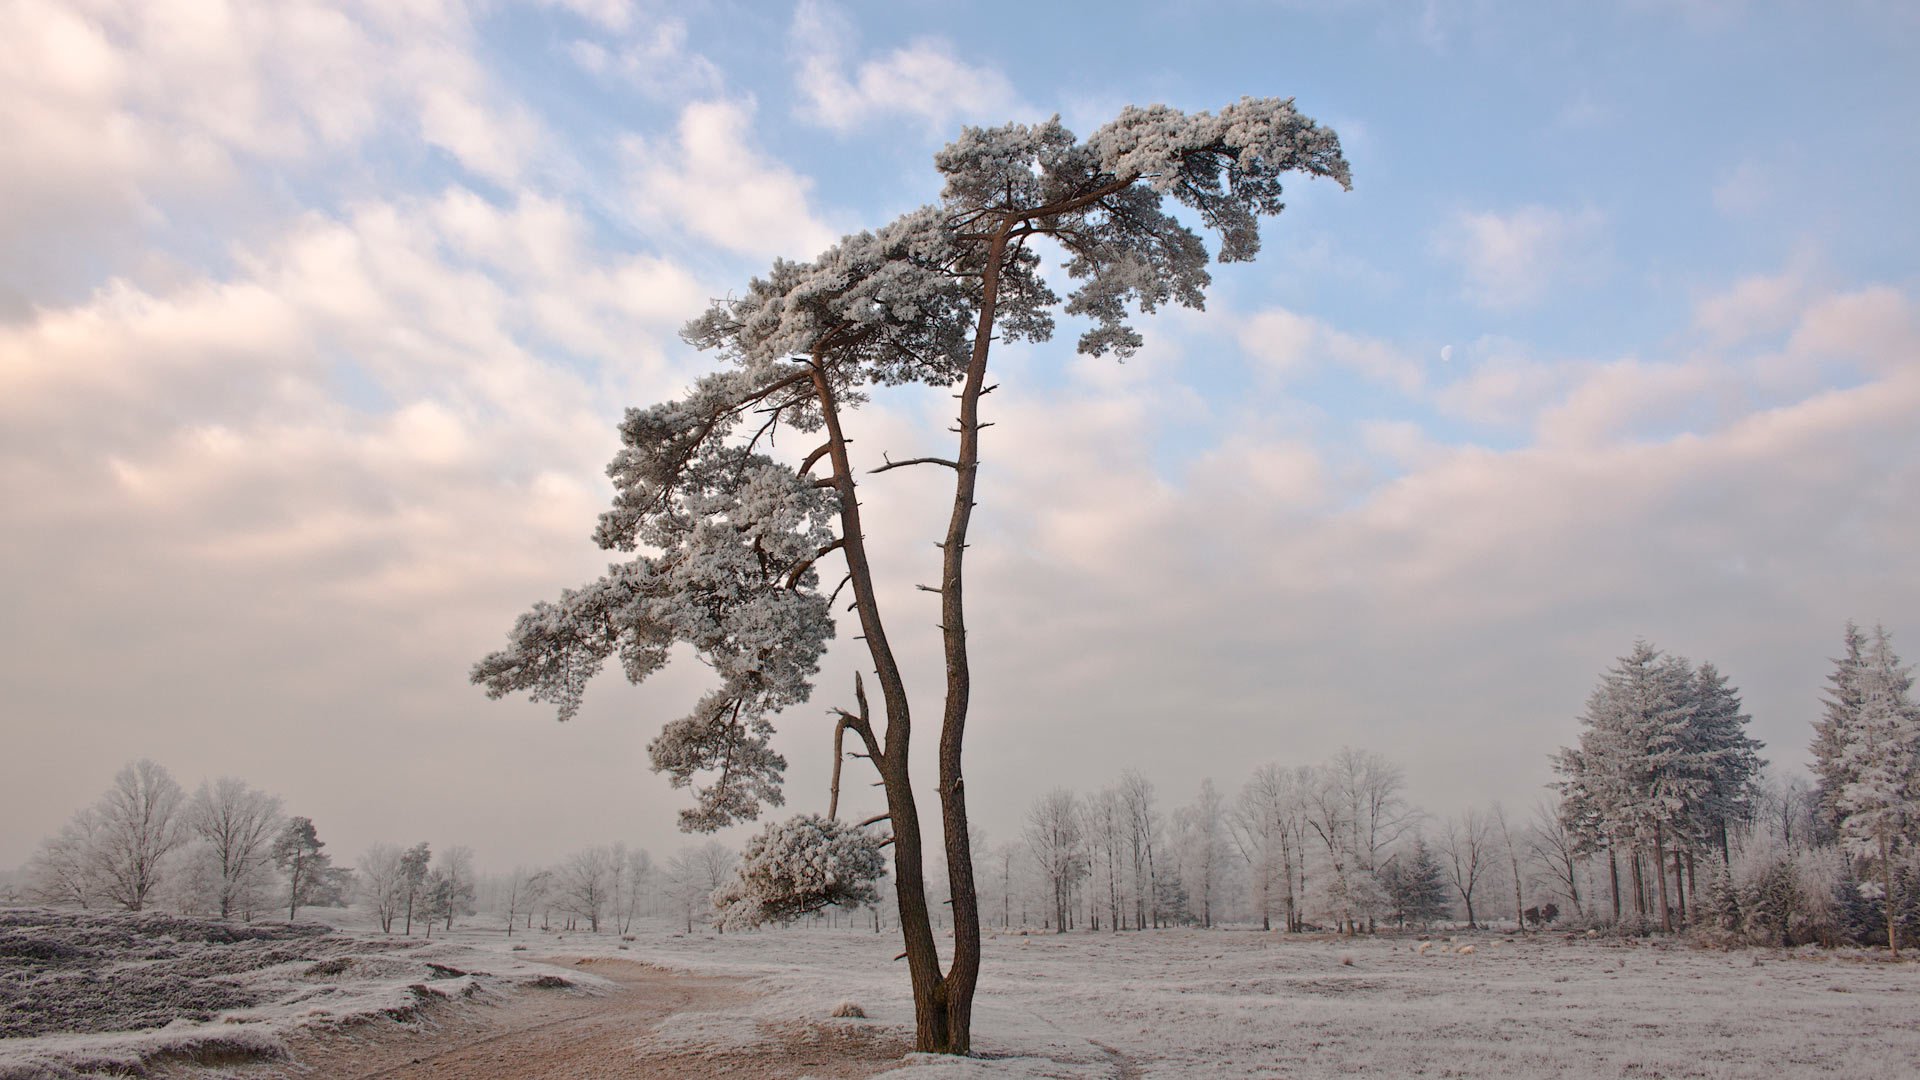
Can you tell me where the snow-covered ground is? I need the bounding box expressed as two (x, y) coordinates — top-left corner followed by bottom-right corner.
(6, 908), (1918, 1078)
(0, 909), (609, 1080)
(463, 919), (1920, 1078)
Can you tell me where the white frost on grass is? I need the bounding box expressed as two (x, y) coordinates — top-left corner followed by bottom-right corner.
(637, 1009), (778, 1057)
(466, 920), (1920, 1078)
(0, 910), (611, 1080)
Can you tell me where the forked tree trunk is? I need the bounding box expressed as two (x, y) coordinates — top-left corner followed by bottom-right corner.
(809, 363), (953, 1053)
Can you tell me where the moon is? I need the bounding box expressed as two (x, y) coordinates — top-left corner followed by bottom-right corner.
(1439, 344), (1454, 364)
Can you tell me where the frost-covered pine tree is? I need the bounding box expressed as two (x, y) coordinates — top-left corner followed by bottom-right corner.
(1811, 622), (1870, 841)
(474, 99), (1348, 1053)
(1553, 642), (1761, 931)
(271, 817), (330, 922)
(1380, 836), (1450, 927)
(713, 815), (887, 930)
(1683, 663), (1765, 864)
(1835, 628), (1920, 955)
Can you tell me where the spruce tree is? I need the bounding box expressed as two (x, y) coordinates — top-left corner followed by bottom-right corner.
(1811, 622), (1870, 843)
(1835, 628), (1919, 955)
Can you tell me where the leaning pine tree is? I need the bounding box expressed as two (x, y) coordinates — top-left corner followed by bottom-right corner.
(473, 99), (1349, 1054)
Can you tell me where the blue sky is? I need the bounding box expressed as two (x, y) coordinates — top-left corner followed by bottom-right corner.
(2, 0), (1917, 872)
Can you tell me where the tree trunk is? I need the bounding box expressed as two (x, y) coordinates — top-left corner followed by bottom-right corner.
(809, 362), (955, 1054)
(1608, 844), (1621, 923)
(1671, 849), (1687, 927)
(1884, 833), (1899, 958)
(1653, 827), (1672, 933)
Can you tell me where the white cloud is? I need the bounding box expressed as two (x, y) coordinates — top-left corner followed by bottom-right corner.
(1238, 307), (1426, 393)
(624, 98), (837, 259)
(1430, 339), (1569, 427)
(565, 16), (724, 101)
(1692, 268), (1804, 347)
(789, 0), (1024, 134)
(0, 0), (546, 309)
(537, 0), (636, 34)
(1432, 204), (1607, 310)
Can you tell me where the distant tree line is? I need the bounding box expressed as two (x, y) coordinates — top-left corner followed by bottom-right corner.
(13, 623), (1911, 956)
(21, 760), (349, 919)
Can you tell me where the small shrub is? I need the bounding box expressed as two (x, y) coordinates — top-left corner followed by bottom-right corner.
(829, 1000), (867, 1019)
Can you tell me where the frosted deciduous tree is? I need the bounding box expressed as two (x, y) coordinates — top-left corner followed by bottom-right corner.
(665, 841), (739, 932)
(433, 845), (477, 931)
(502, 867), (550, 936)
(89, 760), (189, 912)
(1439, 808), (1493, 929)
(474, 99), (1347, 1052)
(359, 843), (407, 933)
(1492, 803), (1527, 932)
(1526, 798), (1584, 917)
(1025, 788), (1087, 932)
(618, 850), (653, 934)
(558, 846), (616, 932)
(26, 809), (107, 909)
(187, 777), (284, 920)
(1230, 764), (1303, 932)
(1119, 770), (1163, 930)
(1178, 779), (1229, 928)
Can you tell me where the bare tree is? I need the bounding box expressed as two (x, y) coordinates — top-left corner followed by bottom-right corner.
(1525, 798), (1583, 917)
(1231, 764), (1306, 932)
(502, 866), (550, 937)
(1086, 788), (1125, 931)
(619, 849), (654, 934)
(1491, 802), (1527, 932)
(187, 777), (284, 920)
(25, 808), (107, 909)
(664, 841), (738, 932)
(1439, 808), (1494, 929)
(1118, 770), (1162, 930)
(359, 843), (407, 933)
(436, 845), (476, 931)
(1024, 789), (1086, 933)
(557, 846), (616, 933)
(1179, 780), (1228, 928)
(92, 759), (189, 912)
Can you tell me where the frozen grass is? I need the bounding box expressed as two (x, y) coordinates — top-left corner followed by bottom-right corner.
(0, 908), (609, 1079)
(459, 919), (1920, 1078)
(7, 908), (1915, 1078)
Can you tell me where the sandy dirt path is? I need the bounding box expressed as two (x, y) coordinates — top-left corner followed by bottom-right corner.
(172, 957), (910, 1080)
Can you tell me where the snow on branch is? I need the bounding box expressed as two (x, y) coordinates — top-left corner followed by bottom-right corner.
(712, 814), (888, 931)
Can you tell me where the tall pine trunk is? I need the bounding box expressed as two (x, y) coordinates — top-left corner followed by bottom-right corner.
(1653, 827), (1672, 933)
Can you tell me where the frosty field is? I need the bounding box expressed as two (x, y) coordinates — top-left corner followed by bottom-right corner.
(532, 923), (1920, 1078)
(9, 909), (1913, 1079)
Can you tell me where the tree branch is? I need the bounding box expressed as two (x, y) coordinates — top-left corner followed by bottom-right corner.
(873, 454), (960, 475)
